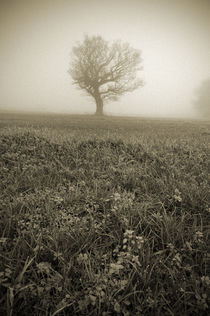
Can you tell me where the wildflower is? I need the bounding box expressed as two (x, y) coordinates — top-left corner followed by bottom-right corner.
(0, 237), (8, 243)
(51, 195), (64, 204)
(167, 243), (175, 251)
(120, 279), (128, 289)
(89, 294), (97, 306)
(201, 276), (210, 286)
(175, 188), (181, 195)
(195, 231), (203, 239)
(113, 245), (120, 254)
(152, 212), (163, 220)
(132, 255), (141, 266)
(114, 302), (121, 313)
(185, 241), (192, 251)
(53, 252), (63, 261)
(123, 238), (128, 244)
(172, 253), (182, 268)
(146, 297), (155, 307)
(37, 262), (52, 274)
(77, 253), (88, 264)
(124, 230), (134, 237)
(136, 236), (144, 249)
(195, 293), (208, 310)
(194, 231), (204, 243)
(109, 263), (124, 275)
(173, 189), (182, 202)
(113, 192), (121, 201)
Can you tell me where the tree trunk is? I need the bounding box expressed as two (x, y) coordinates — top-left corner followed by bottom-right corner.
(94, 92), (104, 116)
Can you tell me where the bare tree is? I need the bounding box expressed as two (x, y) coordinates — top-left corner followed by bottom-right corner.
(194, 79), (210, 118)
(69, 35), (144, 116)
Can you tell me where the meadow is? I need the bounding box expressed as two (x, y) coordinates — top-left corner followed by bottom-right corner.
(0, 112), (209, 315)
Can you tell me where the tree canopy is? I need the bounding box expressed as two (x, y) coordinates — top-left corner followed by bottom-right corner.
(69, 35), (144, 115)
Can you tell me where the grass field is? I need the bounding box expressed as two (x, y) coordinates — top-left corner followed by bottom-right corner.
(0, 112), (209, 315)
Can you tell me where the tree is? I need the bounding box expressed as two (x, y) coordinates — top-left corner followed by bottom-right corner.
(69, 35), (144, 116)
(194, 79), (210, 118)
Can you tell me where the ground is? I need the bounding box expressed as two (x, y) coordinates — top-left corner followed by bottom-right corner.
(0, 112), (209, 315)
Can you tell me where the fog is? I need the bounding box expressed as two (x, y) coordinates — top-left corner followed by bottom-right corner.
(0, 0), (209, 118)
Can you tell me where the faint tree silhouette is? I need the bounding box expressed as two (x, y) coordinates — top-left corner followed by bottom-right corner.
(194, 78), (210, 118)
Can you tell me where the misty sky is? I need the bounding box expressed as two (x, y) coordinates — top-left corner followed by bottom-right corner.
(0, 0), (210, 118)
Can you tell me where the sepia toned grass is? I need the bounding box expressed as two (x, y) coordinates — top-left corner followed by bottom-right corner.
(0, 113), (209, 315)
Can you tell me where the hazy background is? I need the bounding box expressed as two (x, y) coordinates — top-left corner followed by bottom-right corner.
(0, 0), (209, 118)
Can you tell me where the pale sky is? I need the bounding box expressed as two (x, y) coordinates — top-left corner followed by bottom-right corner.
(0, 0), (210, 118)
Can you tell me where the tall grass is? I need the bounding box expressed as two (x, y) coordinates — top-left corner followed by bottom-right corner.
(0, 114), (209, 315)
